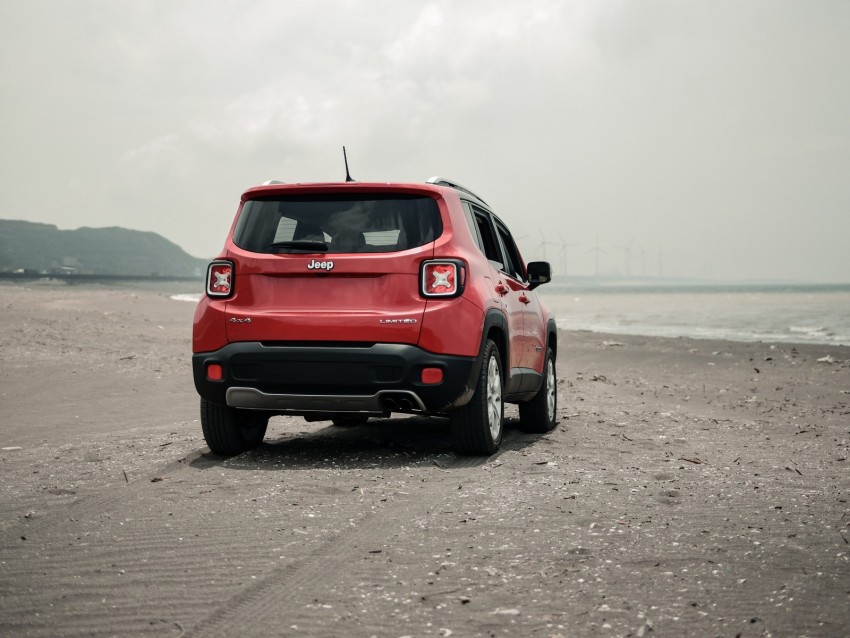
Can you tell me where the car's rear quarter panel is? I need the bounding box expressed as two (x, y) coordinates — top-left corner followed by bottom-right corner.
(418, 191), (502, 358)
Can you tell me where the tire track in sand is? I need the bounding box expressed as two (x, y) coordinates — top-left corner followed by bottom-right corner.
(1, 430), (489, 637)
(2, 448), (216, 541)
(183, 455), (487, 638)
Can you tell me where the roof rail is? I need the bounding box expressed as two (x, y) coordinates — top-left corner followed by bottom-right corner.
(261, 180), (285, 185)
(426, 176), (488, 205)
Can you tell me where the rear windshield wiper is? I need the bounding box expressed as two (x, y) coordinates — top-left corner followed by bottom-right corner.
(269, 240), (329, 252)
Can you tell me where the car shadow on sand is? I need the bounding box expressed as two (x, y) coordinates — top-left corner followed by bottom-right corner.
(189, 414), (543, 471)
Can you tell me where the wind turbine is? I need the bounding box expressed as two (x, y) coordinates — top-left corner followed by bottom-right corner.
(616, 238), (634, 276)
(535, 227), (559, 261)
(558, 232), (577, 277)
(635, 242), (647, 277)
(588, 236), (606, 277)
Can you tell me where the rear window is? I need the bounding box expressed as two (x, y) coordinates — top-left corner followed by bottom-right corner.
(232, 194), (442, 254)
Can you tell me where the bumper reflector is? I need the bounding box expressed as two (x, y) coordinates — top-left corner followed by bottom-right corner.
(207, 363), (224, 381)
(421, 367), (443, 384)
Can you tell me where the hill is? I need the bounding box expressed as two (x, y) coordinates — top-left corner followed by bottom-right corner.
(0, 219), (207, 277)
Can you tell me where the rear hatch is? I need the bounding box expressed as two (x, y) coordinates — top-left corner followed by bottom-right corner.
(222, 187), (443, 345)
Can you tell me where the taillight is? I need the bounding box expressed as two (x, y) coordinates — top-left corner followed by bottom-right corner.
(206, 260), (234, 298)
(420, 260), (465, 298)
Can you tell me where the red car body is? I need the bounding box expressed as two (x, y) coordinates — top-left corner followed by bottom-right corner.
(192, 178), (557, 456)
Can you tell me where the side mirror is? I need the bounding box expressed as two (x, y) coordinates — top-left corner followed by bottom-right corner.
(527, 261), (551, 290)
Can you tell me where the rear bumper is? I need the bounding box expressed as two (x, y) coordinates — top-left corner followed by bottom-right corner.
(192, 342), (480, 415)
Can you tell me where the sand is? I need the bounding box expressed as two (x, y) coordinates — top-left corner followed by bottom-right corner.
(1, 284), (848, 637)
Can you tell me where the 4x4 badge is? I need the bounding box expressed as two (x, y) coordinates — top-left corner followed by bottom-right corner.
(307, 259), (334, 271)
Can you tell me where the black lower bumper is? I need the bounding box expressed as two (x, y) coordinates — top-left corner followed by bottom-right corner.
(192, 342), (480, 415)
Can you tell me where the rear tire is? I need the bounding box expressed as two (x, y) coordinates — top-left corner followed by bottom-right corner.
(518, 347), (558, 433)
(200, 398), (269, 456)
(450, 340), (504, 455)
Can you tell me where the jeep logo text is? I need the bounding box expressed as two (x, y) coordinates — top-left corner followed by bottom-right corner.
(307, 259), (334, 271)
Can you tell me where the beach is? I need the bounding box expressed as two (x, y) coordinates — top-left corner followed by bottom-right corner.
(1, 284), (848, 637)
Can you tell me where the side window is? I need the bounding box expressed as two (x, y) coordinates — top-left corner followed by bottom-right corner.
(471, 206), (504, 271)
(461, 201), (483, 252)
(494, 220), (527, 283)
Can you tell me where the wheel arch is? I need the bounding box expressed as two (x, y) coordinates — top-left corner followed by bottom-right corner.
(483, 309), (509, 380)
(546, 318), (558, 360)
(443, 308), (510, 411)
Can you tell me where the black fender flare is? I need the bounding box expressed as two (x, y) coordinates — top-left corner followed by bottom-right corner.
(443, 308), (509, 410)
(546, 318), (558, 360)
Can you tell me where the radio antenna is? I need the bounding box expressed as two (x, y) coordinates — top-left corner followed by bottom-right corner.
(343, 146), (355, 182)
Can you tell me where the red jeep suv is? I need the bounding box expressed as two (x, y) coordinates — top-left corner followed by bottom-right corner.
(192, 177), (557, 456)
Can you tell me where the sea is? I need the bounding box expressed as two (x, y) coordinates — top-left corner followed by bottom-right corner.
(538, 283), (850, 347)
(170, 283), (850, 347)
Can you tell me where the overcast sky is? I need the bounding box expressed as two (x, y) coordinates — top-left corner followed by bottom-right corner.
(1, 1), (848, 282)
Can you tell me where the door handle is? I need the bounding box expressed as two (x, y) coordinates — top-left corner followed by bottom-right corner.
(518, 294), (530, 305)
(495, 283), (509, 296)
